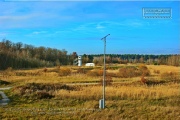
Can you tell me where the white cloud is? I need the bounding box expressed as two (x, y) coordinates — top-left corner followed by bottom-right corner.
(0, 33), (7, 37)
(32, 31), (47, 35)
(96, 24), (105, 29)
(0, 14), (37, 20)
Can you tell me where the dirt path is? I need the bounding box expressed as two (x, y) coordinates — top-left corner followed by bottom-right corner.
(0, 87), (11, 106)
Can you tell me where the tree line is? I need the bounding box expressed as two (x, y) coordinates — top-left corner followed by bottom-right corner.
(0, 39), (179, 70)
(0, 39), (77, 70)
(83, 54), (180, 66)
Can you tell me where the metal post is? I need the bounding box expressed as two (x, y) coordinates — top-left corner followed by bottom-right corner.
(103, 38), (106, 109)
(101, 34), (110, 109)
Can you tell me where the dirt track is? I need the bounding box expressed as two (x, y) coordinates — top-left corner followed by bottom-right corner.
(0, 87), (11, 106)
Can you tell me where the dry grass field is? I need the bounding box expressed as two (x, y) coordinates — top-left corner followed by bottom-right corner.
(0, 64), (180, 119)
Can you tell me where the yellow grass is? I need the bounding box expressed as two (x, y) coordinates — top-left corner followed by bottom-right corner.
(147, 65), (180, 74)
(55, 83), (179, 100)
(0, 65), (180, 119)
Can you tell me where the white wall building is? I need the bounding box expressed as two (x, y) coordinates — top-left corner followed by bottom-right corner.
(85, 63), (95, 67)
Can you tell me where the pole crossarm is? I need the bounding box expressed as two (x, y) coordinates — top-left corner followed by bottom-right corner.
(101, 34), (110, 40)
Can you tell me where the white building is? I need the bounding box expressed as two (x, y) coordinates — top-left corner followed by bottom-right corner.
(78, 56), (82, 66)
(85, 63), (95, 67)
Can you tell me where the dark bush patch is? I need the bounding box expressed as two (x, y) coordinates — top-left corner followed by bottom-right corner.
(0, 80), (10, 85)
(146, 80), (166, 86)
(76, 68), (88, 74)
(15, 72), (27, 76)
(106, 66), (120, 70)
(35, 91), (54, 99)
(12, 83), (77, 99)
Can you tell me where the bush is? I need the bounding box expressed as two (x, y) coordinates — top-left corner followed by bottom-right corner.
(0, 80), (10, 85)
(59, 68), (71, 76)
(12, 83), (77, 99)
(116, 65), (150, 78)
(106, 72), (118, 77)
(77, 68), (88, 74)
(106, 66), (120, 70)
(117, 67), (139, 78)
(138, 64), (150, 76)
(35, 91), (54, 99)
(160, 72), (179, 82)
(43, 68), (48, 73)
(153, 70), (160, 74)
(87, 69), (104, 76)
(15, 72), (27, 76)
(140, 76), (147, 84)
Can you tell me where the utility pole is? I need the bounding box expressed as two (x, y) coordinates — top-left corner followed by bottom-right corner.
(101, 34), (110, 109)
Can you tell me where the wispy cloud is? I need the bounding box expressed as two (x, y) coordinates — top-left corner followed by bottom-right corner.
(0, 14), (37, 20)
(0, 33), (7, 37)
(32, 31), (47, 35)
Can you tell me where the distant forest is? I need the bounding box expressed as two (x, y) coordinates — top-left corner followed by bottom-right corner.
(0, 40), (179, 70)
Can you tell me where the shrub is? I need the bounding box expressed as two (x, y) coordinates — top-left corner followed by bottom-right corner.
(106, 72), (118, 77)
(87, 69), (104, 76)
(138, 64), (147, 70)
(59, 68), (71, 76)
(140, 76), (147, 84)
(106, 66), (120, 70)
(160, 72), (179, 82)
(35, 91), (54, 99)
(116, 65), (150, 78)
(12, 83), (77, 99)
(0, 80), (10, 85)
(77, 68), (88, 74)
(138, 64), (150, 76)
(43, 67), (48, 73)
(153, 70), (160, 74)
(117, 67), (138, 78)
(15, 72), (27, 76)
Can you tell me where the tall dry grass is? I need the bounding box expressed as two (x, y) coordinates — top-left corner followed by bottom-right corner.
(55, 83), (179, 101)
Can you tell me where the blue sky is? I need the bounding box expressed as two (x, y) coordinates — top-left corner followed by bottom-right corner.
(0, 1), (179, 55)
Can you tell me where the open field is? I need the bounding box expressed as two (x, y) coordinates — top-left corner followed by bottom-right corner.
(0, 64), (180, 119)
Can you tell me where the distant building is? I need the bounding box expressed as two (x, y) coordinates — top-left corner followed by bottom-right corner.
(74, 56), (82, 66)
(85, 63), (95, 67)
(78, 56), (82, 66)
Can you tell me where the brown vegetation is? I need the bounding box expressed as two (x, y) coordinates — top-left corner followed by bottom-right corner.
(12, 83), (77, 99)
(153, 69), (160, 74)
(87, 69), (104, 76)
(59, 67), (71, 76)
(160, 71), (179, 82)
(140, 76), (147, 84)
(1, 64), (179, 119)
